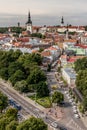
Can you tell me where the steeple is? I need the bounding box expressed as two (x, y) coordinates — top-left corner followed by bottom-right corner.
(61, 16), (64, 26)
(26, 11), (32, 24)
(26, 11), (33, 34)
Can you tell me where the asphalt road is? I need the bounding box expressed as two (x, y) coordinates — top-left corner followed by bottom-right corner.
(46, 68), (87, 130)
(0, 65), (86, 130)
(0, 81), (73, 130)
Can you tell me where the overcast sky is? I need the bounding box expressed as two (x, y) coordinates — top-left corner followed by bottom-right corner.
(0, 0), (87, 26)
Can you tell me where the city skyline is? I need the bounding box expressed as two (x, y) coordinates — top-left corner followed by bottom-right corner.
(0, 0), (87, 26)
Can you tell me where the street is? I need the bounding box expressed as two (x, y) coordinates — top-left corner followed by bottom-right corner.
(46, 68), (87, 130)
(0, 67), (86, 130)
(0, 80), (72, 130)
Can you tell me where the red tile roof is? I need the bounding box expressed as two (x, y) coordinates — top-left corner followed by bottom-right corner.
(67, 56), (85, 63)
(41, 51), (51, 57)
(75, 44), (87, 49)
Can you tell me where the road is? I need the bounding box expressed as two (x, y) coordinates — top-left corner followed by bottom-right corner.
(46, 68), (87, 130)
(0, 81), (73, 130)
(0, 67), (86, 130)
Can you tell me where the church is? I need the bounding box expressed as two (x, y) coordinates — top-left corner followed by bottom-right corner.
(26, 11), (32, 34)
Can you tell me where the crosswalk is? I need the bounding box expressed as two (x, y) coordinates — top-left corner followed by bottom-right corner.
(66, 119), (85, 130)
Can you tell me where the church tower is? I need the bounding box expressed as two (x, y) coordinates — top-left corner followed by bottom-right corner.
(61, 16), (64, 26)
(26, 11), (32, 34)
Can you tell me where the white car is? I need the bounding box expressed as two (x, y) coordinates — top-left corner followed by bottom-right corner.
(74, 114), (80, 119)
(69, 99), (73, 103)
(51, 122), (58, 128)
(64, 91), (68, 94)
(71, 101), (76, 105)
(73, 109), (78, 114)
(72, 105), (77, 109)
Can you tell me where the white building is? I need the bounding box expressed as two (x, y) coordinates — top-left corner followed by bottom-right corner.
(62, 68), (76, 86)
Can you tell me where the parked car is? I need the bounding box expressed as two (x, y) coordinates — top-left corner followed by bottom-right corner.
(73, 109), (78, 114)
(51, 121), (58, 128)
(74, 114), (80, 119)
(8, 98), (21, 111)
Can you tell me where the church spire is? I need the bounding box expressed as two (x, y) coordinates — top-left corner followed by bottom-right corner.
(61, 16), (64, 26)
(26, 11), (33, 34)
(26, 11), (32, 24)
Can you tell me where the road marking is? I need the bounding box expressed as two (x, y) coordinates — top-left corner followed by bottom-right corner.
(66, 118), (85, 130)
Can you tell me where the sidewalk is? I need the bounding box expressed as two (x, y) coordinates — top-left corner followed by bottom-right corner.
(0, 79), (45, 111)
(79, 113), (87, 128)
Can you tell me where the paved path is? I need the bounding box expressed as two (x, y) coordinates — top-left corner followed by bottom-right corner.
(0, 79), (72, 130)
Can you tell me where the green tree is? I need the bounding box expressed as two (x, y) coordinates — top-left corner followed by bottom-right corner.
(36, 82), (49, 97)
(5, 108), (18, 120)
(9, 70), (24, 86)
(0, 91), (8, 113)
(14, 80), (28, 93)
(74, 57), (87, 72)
(83, 97), (87, 111)
(30, 53), (42, 65)
(31, 33), (43, 38)
(75, 70), (87, 96)
(8, 61), (22, 77)
(52, 91), (64, 105)
(12, 50), (22, 60)
(6, 121), (18, 130)
(0, 67), (8, 80)
(16, 116), (47, 130)
(27, 68), (46, 84)
(0, 117), (9, 130)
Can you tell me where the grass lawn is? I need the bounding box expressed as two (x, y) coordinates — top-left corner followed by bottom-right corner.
(29, 95), (52, 108)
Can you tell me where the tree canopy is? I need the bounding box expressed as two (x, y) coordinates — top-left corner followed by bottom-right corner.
(74, 57), (87, 72)
(0, 50), (49, 98)
(0, 108), (48, 130)
(36, 82), (49, 97)
(75, 57), (87, 111)
(76, 70), (87, 96)
(52, 91), (64, 105)
(16, 117), (47, 130)
(0, 91), (8, 113)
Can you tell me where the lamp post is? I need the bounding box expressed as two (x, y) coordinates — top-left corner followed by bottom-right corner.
(35, 90), (37, 104)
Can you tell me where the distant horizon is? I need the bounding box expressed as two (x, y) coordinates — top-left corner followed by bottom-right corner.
(0, 0), (87, 27)
(0, 13), (87, 27)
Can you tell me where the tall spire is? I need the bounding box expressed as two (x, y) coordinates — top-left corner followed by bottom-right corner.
(61, 16), (64, 26)
(26, 11), (32, 24)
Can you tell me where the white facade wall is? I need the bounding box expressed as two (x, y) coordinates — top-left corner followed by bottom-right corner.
(62, 68), (76, 86)
(62, 69), (71, 85)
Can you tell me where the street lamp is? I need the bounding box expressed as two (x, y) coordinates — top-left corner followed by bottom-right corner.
(35, 90), (37, 104)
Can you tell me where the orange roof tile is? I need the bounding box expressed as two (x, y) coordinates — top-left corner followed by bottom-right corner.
(41, 51), (51, 57)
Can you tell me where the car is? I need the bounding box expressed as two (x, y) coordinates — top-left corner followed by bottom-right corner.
(60, 101), (65, 106)
(14, 104), (22, 111)
(72, 105), (77, 109)
(60, 127), (67, 130)
(51, 121), (58, 128)
(67, 96), (71, 99)
(64, 91), (67, 94)
(71, 101), (76, 105)
(8, 99), (16, 105)
(74, 114), (80, 119)
(73, 109), (78, 114)
(9, 99), (21, 111)
(69, 99), (73, 103)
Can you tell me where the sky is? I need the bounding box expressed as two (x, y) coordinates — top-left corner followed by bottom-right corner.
(0, 0), (87, 26)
